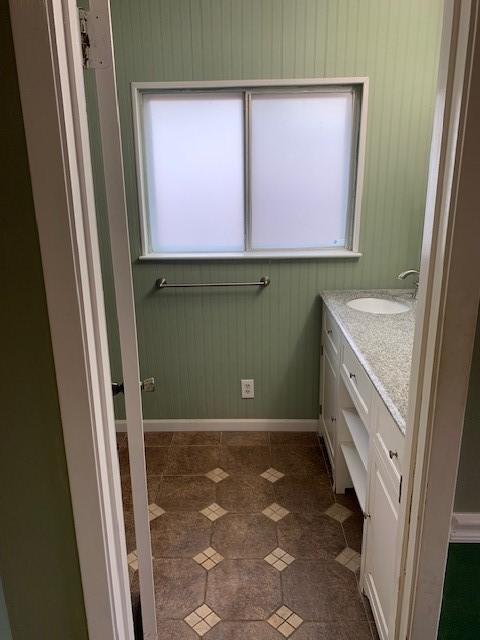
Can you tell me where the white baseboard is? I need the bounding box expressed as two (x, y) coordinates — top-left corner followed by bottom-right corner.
(115, 418), (319, 433)
(450, 512), (480, 543)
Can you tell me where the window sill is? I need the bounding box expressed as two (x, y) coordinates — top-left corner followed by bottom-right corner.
(138, 250), (362, 261)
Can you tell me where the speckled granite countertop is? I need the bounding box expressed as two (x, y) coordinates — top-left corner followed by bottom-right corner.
(321, 290), (416, 434)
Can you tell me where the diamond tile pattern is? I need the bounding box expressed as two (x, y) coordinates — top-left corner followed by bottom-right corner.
(262, 502), (290, 522)
(336, 547), (362, 573)
(205, 468), (229, 483)
(267, 605), (303, 637)
(148, 503), (165, 521)
(325, 502), (353, 523)
(127, 550), (138, 571)
(264, 547), (295, 571)
(193, 547), (224, 570)
(121, 432), (375, 638)
(184, 604), (221, 636)
(260, 467), (285, 483)
(200, 502), (228, 521)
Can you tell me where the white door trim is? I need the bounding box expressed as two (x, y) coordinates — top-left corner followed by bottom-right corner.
(397, 1), (480, 638)
(86, 0), (158, 636)
(8, 0), (134, 638)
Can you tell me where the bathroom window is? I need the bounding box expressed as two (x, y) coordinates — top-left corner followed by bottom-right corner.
(133, 80), (367, 259)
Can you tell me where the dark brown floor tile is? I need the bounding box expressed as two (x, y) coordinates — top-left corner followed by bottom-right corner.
(145, 447), (169, 475)
(207, 621), (280, 639)
(292, 622), (344, 639)
(123, 510), (136, 553)
(116, 432), (127, 449)
(172, 431), (221, 445)
(271, 446), (327, 475)
(283, 559), (367, 621)
(274, 475), (334, 513)
(156, 620), (198, 639)
(335, 488), (362, 514)
(219, 446), (272, 475)
(293, 621), (373, 639)
(118, 447), (130, 477)
(164, 446), (220, 475)
(216, 475), (275, 513)
(156, 476), (216, 511)
(343, 512), (364, 553)
(153, 558), (205, 620)
(270, 431), (319, 446)
(343, 621), (375, 639)
(206, 559), (281, 620)
(120, 474), (162, 510)
(277, 512), (346, 559)
(363, 594), (375, 622)
(212, 514), (277, 558)
(144, 432), (173, 447)
(150, 512), (211, 558)
(222, 431), (269, 446)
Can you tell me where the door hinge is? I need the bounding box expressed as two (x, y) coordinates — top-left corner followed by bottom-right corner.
(399, 475), (403, 503)
(320, 345), (324, 356)
(78, 8), (112, 69)
(319, 403), (323, 416)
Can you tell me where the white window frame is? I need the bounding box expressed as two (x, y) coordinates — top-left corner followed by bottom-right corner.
(131, 78), (368, 261)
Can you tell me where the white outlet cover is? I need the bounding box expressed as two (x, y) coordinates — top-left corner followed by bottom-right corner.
(241, 379), (255, 399)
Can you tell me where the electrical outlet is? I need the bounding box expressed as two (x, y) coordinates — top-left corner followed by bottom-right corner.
(241, 379), (255, 399)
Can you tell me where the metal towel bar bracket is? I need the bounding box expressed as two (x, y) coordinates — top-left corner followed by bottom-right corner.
(155, 276), (270, 290)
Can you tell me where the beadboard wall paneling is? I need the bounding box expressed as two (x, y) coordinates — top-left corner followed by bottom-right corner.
(87, 0), (443, 419)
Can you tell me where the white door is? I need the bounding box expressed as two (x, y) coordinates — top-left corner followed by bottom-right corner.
(79, 1), (158, 638)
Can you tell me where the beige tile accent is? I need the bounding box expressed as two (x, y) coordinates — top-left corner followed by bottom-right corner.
(193, 546), (224, 570)
(148, 503), (165, 521)
(267, 605), (303, 637)
(205, 467), (230, 483)
(325, 502), (352, 523)
(200, 502), (228, 521)
(127, 550), (138, 572)
(264, 547), (295, 571)
(260, 467), (285, 483)
(262, 502), (290, 522)
(335, 546), (362, 573)
(184, 604), (221, 636)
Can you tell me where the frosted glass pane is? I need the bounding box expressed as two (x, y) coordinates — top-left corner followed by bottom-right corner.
(142, 93), (244, 253)
(250, 92), (354, 250)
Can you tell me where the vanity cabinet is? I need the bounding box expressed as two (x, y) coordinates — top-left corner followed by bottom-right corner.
(320, 306), (405, 640)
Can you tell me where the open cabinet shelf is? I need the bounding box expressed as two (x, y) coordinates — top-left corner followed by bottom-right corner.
(340, 442), (367, 512)
(342, 408), (369, 470)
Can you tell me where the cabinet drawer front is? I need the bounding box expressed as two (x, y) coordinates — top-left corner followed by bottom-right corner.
(341, 340), (373, 426)
(323, 309), (340, 359)
(375, 399), (404, 480)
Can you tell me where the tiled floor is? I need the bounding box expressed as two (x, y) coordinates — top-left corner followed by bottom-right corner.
(117, 431), (379, 639)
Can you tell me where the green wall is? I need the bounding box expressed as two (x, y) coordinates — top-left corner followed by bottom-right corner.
(0, 3), (88, 638)
(89, 0), (443, 419)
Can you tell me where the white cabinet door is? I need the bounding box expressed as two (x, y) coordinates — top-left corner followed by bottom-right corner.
(322, 346), (338, 465)
(364, 444), (399, 640)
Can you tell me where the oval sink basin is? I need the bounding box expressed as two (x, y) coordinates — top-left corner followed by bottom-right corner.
(347, 297), (409, 315)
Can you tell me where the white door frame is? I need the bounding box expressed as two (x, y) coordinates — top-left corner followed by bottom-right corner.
(398, 0), (480, 637)
(8, 1), (480, 639)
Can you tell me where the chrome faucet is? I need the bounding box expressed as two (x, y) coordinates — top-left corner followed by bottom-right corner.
(398, 269), (420, 298)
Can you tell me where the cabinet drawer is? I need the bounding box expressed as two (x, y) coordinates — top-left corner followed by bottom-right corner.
(341, 340), (373, 427)
(323, 309), (340, 360)
(375, 399), (404, 481)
